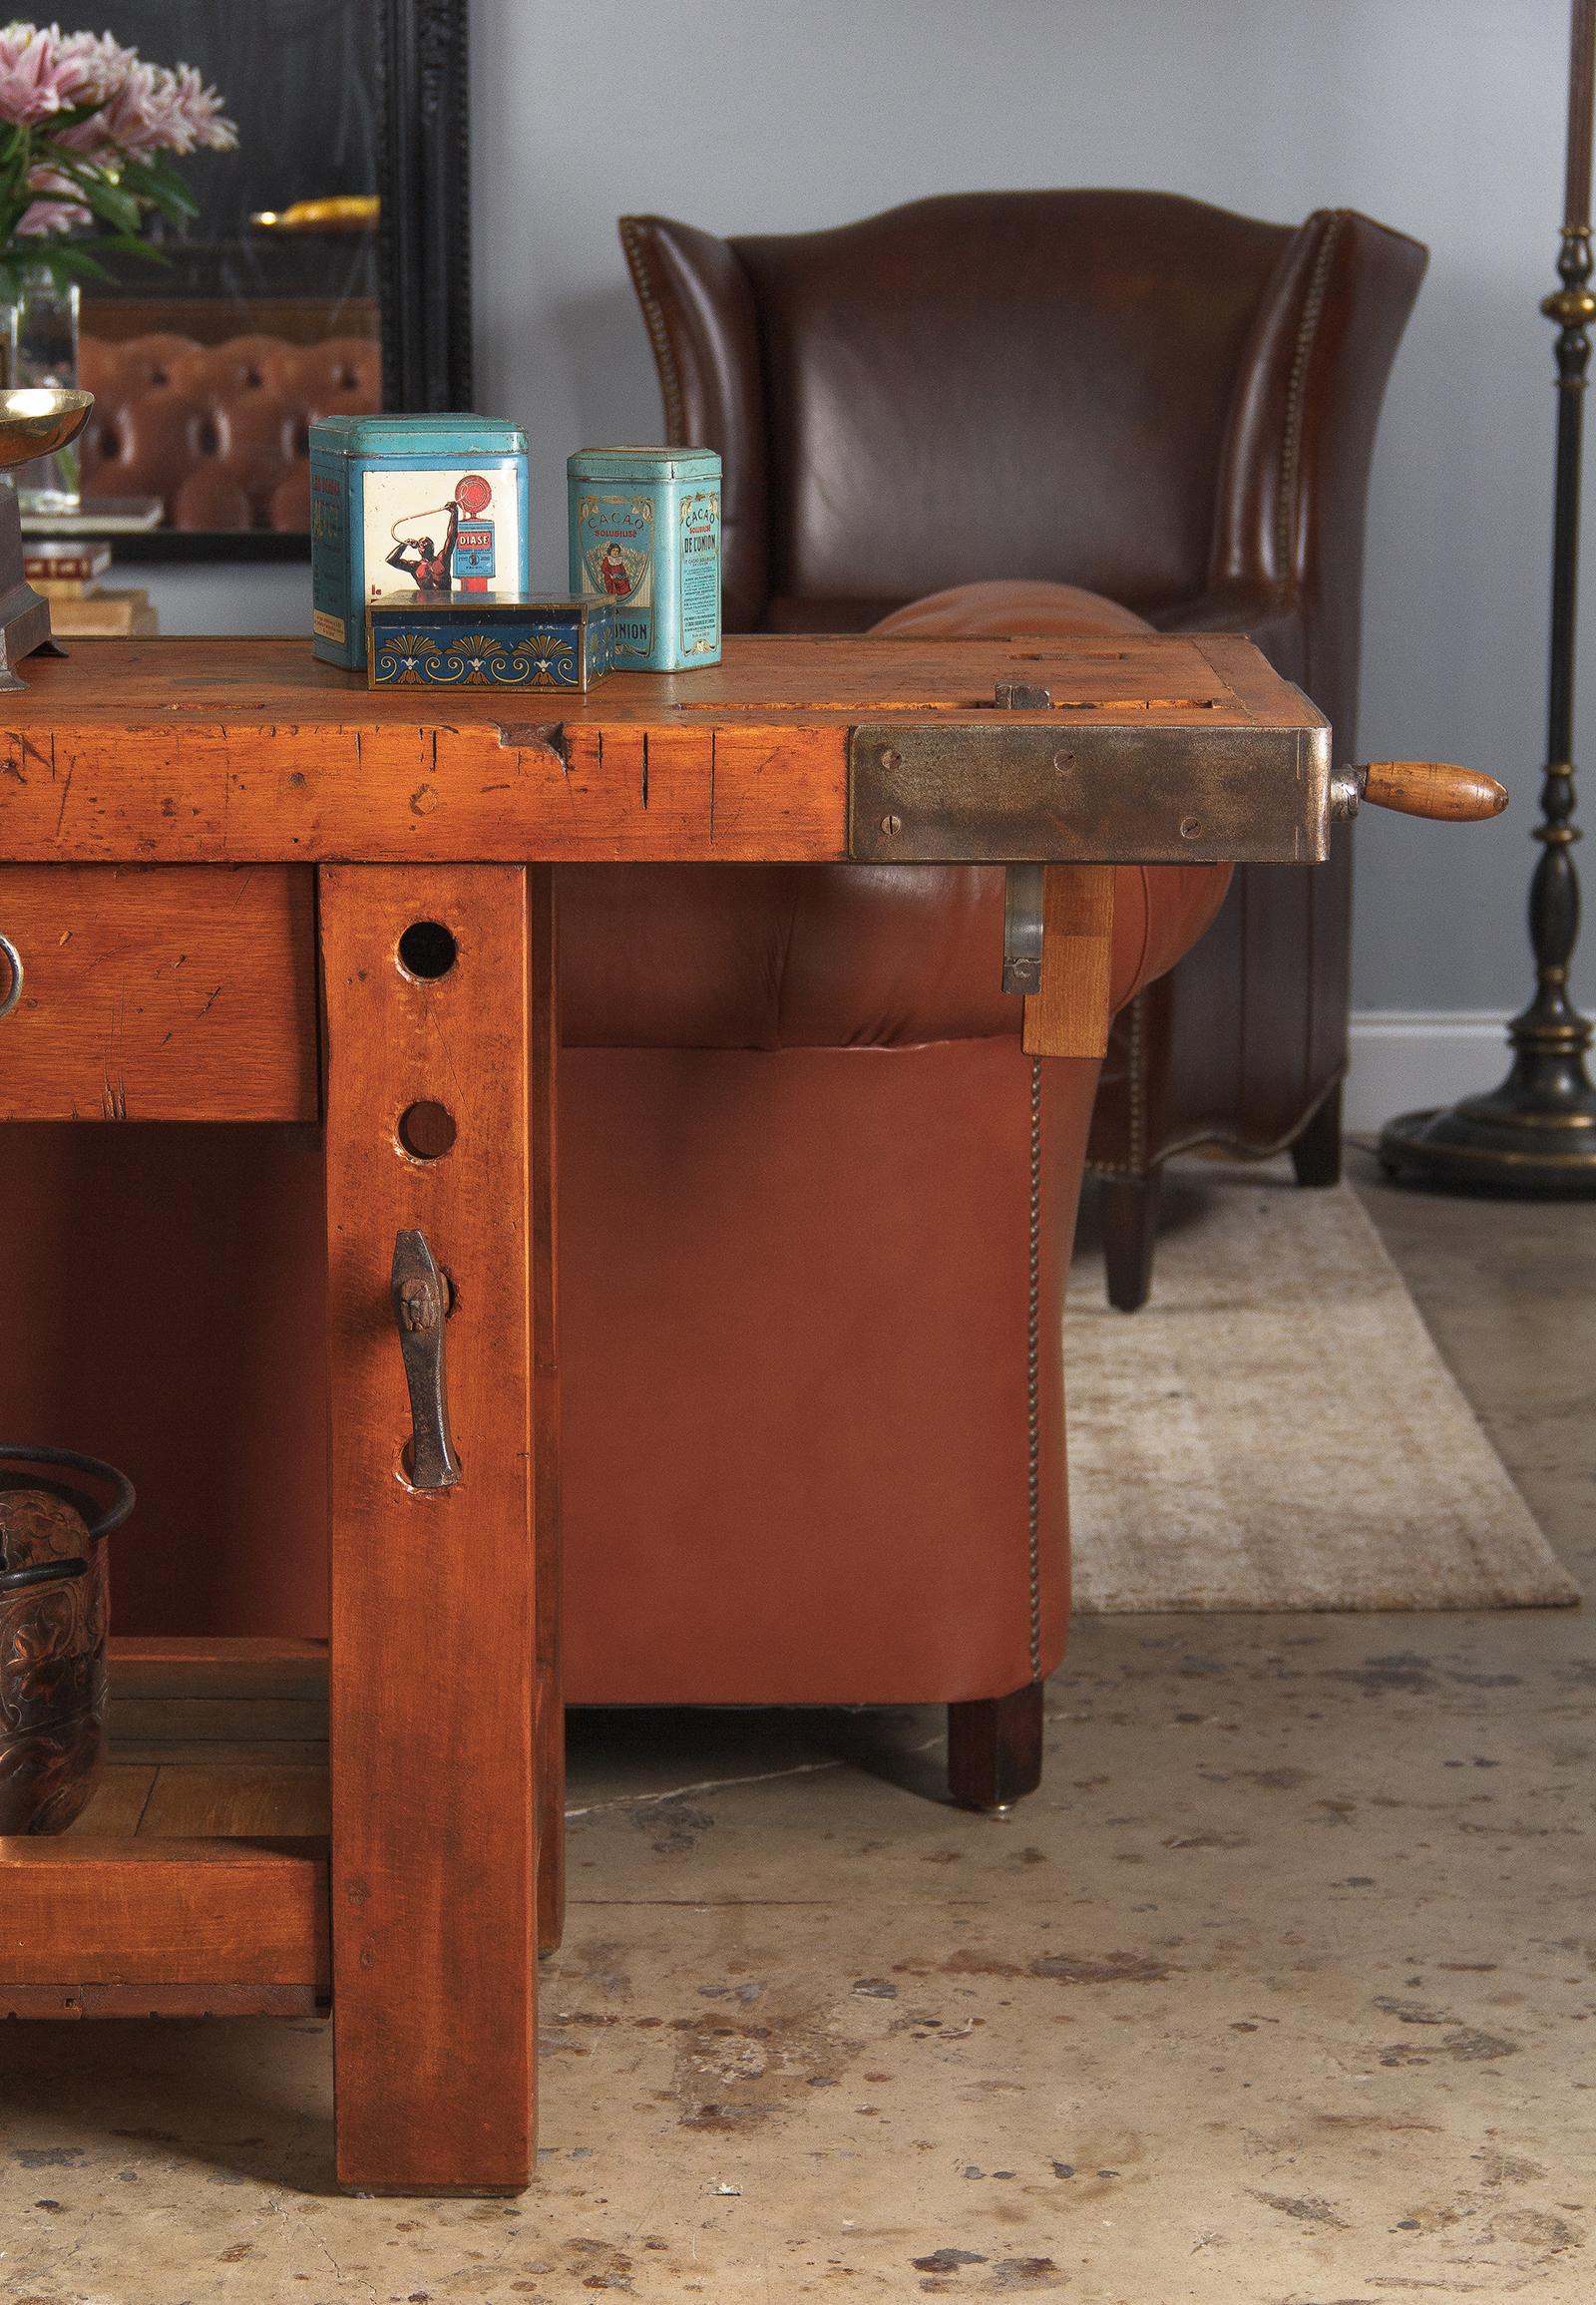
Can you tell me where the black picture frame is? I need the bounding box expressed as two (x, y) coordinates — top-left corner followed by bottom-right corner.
(379, 0), (475, 417)
(113, 0), (473, 565)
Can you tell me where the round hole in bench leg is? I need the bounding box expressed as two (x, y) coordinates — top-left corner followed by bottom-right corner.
(396, 1099), (456, 1160)
(396, 1436), (461, 1491)
(396, 920), (458, 979)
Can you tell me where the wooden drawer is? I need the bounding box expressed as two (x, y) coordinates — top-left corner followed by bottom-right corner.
(0, 866), (317, 1121)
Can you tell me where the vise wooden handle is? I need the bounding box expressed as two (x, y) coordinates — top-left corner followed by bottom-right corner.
(1337, 761), (1508, 822)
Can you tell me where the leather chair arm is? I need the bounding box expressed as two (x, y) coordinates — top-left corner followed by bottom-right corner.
(874, 577), (1151, 640)
(560, 578), (1231, 1053)
(559, 853), (1218, 1053)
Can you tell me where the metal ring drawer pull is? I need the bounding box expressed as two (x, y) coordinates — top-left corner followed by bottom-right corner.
(0, 934), (20, 1022)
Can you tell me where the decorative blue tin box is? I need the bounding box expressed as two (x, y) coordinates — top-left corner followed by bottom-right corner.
(568, 445), (721, 671)
(311, 413), (531, 671)
(366, 593), (617, 690)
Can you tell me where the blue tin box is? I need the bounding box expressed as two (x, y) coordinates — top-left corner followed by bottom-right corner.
(366, 593), (616, 690)
(568, 445), (721, 671)
(311, 413), (531, 671)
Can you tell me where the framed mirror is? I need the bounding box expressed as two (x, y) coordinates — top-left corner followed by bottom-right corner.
(57, 0), (471, 560)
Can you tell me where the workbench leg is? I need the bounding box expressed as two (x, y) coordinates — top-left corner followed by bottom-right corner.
(321, 864), (547, 2195)
(530, 872), (566, 1956)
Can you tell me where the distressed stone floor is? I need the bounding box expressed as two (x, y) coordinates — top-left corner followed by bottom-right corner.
(3, 1147), (1595, 2303)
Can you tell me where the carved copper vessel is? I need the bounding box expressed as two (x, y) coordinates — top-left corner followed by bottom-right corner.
(0, 1446), (134, 1834)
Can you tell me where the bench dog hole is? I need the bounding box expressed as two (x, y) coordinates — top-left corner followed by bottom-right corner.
(397, 919), (459, 979)
(396, 1099), (457, 1161)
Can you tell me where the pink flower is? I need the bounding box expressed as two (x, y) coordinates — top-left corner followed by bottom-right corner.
(0, 21), (96, 125)
(166, 64), (236, 155)
(0, 21), (236, 258)
(0, 24), (234, 153)
(81, 59), (165, 156)
(17, 192), (88, 234)
(18, 156), (88, 232)
(54, 28), (139, 103)
(71, 55), (235, 159)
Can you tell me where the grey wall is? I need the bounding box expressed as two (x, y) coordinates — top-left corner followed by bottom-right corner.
(152, 0), (1581, 1014)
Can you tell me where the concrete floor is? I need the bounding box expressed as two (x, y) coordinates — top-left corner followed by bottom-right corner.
(3, 1147), (1595, 2303)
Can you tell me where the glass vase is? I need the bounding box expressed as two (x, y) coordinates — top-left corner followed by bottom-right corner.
(3, 264), (82, 517)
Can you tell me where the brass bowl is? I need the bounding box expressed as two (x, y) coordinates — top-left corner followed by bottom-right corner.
(0, 387), (93, 472)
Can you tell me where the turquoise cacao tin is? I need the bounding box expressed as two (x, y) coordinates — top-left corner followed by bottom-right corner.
(311, 413), (531, 671)
(366, 592), (616, 690)
(568, 445), (721, 670)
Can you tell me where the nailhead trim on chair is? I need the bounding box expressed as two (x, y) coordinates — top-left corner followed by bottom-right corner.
(618, 219), (687, 442)
(1084, 985), (1148, 1184)
(1275, 210), (1346, 581)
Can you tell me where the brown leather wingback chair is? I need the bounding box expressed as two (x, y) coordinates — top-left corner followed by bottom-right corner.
(619, 190), (1426, 1304)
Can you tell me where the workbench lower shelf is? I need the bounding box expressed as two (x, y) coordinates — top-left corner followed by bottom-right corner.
(0, 1636), (330, 2021)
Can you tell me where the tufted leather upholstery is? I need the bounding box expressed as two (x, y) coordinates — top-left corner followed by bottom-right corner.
(619, 192), (1427, 1301)
(557, 589), (1224, 1056)
(78, 331), (379, 531)
(558, 849), (1221, 1056)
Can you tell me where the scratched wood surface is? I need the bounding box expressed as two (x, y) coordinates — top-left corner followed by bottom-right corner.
(0, 635), (1327, 867)
(0, 863), (317, 1119)
(0, 632), (1305, 720)
(34, 1638), (334, 2011)
(81, 1637), (329, 1794)
(0, 1839), (328, 2005)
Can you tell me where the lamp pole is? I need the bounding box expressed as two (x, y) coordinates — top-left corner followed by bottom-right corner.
(1382, 0), (1596, 1190)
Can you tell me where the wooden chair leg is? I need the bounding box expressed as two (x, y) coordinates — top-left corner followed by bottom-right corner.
(1289, 1080), (1344, 1188)
(1099, 1169), (1163, 1313)
(947, 1682), (1045, 1810)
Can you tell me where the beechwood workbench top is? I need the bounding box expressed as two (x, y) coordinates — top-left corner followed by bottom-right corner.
(0, 634), (1475, 2196)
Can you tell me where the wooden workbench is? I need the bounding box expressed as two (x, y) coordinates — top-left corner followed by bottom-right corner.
(0, 634), (1480, 2195)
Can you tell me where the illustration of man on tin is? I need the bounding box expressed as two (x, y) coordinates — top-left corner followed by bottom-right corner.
(386, 498), (460, 592)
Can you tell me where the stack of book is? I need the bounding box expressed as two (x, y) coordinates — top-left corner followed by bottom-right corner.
(24, 542), (157, 637)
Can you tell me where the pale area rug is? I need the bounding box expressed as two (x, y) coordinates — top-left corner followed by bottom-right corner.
(1065, 1163), (1580, 1612)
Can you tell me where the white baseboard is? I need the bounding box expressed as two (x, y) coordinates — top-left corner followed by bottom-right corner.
(1345, 1010), (1510, 1136)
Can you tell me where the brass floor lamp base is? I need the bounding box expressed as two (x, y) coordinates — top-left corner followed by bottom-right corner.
(1380, 1076), (1596, 1195)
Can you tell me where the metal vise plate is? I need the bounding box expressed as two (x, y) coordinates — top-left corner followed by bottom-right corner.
(847, 721), (1334, 866)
